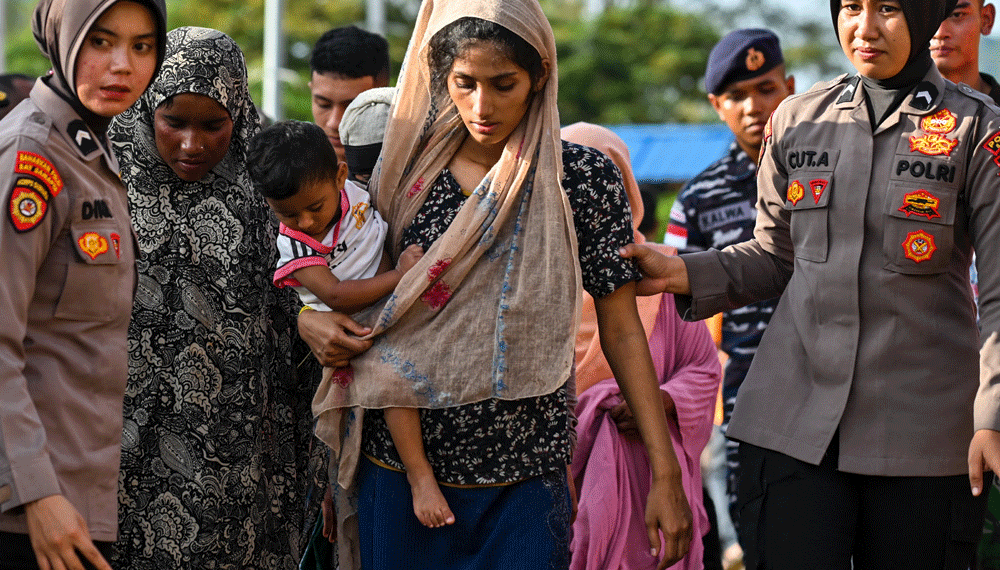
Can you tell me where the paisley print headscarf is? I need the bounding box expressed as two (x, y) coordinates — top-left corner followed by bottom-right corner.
(109, 27), (322, 570)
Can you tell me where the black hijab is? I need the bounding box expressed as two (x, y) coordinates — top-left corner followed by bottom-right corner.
(829, 0), (957, 124)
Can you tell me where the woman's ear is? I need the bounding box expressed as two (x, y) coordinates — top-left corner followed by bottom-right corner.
(534, 58), (552, 92)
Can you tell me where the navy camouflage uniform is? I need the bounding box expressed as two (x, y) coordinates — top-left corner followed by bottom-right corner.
(665, 141), (777, 529)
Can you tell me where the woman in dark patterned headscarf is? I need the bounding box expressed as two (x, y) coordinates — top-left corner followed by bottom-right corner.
(109, 27), (323, 570)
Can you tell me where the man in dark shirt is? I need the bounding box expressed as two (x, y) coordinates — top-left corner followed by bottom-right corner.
(664, 28), (793, 555)
(932, 0), (999, 104)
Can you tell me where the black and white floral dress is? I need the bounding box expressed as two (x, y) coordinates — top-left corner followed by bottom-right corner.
(108, 27), (324, 570)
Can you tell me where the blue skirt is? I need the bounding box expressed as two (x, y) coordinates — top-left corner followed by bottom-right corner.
(357, 457), (571, 570)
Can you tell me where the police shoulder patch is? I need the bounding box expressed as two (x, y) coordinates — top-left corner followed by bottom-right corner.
(8, 179), (47, 232)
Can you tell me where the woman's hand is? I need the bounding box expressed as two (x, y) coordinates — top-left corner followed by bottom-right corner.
(619, 244), (691, 296)
(646, 475), (694, 570)
(297, 310), (373, 368)
(25, 494), (112, 570)
(968, 428), (1000, 496)
(396, 244), (425, 274)
(611, 392), (676, 438)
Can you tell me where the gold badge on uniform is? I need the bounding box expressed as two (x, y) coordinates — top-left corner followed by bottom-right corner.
(902, 230), (937, 263)
(898, 190), (941, 220)
(911, 109), (959, 156)
(746, 48), (765, 72)
(78, 231), (109, 260)
(809, 179), (828, 204)
(787, 180), (805, 206)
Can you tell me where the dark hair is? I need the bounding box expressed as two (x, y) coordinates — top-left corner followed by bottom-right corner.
(310, 25), (390, 85)
(427, 18), (544, 94)
(246, 120), (339, 201)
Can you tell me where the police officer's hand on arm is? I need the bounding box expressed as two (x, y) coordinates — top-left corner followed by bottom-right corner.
(619, 244), (691, 296)
(297, 309), (373, 368)
(25, 495), (112, 570)
(968, 429), (1000, 496)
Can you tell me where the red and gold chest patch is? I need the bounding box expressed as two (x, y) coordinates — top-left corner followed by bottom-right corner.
(983, 131), (1000, 171)
(902, 230), (937, 263)
(911, 109), (959, 156)
(787, 180), (805, 206)
(898, 190), (941, 220)
(111, 232), (121, 259)
(78, 232), (109, 260)
(15, 151), (63, 197)
(809, 179), (828, 204)
(921, 109), (958, 134)
(8, 183), (47, 232)
(910, 134), (959, 156)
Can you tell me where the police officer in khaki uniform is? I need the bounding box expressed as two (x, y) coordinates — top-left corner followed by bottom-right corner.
(622, 0), (1000, 568)
(0, 1), (165, 569)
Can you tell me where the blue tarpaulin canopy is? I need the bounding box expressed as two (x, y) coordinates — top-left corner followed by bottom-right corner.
(603, 123), (735, 184)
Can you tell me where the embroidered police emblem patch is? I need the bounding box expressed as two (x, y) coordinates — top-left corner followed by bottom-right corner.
(809, 179), (828, 204)
(898, 190), (941, 220)
(787, 180), (805, 206)
(902, 230), (936, 263)
(8, 183), (46, 232)
(78, 231), (109, 260)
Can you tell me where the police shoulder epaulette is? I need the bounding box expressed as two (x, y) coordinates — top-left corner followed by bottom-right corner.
(953, 82), (995, 107)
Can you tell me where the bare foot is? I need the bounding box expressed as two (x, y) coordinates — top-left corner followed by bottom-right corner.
(408, 472), (455, 528)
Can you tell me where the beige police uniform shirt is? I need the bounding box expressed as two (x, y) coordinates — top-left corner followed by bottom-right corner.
(0, 79), (136, 540)
(680, 66), (1000, 477)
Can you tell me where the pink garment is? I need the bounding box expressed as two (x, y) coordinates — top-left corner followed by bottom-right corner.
(571, 293), (720, 570)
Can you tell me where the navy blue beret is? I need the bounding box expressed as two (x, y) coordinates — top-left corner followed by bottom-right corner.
(705, 28), (784, 95)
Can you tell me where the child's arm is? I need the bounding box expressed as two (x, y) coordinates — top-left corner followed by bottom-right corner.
(593, 281), (692, 570)
(295, 244), (424, 314)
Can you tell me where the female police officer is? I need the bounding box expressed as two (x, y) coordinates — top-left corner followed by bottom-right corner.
(622, 0), (1000, 568)
(0, 1), (165, 569)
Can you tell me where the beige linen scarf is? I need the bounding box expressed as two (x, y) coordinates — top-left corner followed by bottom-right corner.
(315, 0), (580, 566)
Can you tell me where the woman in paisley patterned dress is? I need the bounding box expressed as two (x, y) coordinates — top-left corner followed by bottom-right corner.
(108, 27), (324, 570)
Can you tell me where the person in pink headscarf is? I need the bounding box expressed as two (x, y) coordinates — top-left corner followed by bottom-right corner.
(563, 122), (721, 570)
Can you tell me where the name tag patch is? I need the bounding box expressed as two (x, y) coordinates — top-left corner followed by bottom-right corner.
(697, 201), (755, 232)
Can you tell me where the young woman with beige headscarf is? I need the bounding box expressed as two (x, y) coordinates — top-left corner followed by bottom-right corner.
(304, 0), (693, 568)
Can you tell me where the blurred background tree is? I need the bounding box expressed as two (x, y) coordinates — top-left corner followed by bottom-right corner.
(3, 0), (841, 124)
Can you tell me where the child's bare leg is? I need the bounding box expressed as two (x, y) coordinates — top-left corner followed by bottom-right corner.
(384, 407), (454, 527)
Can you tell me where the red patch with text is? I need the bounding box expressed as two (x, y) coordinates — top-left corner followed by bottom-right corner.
(15, 151), (63, 198)
(78, 232), (109, 260)
(787, 180), (805, 206)
(898, 190), (941, 220)
(982, 131), (1000, 172)
(902, 230), (937, 263)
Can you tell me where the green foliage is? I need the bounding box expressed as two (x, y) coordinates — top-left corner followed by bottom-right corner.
(549, 2), (720, 125)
